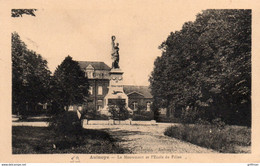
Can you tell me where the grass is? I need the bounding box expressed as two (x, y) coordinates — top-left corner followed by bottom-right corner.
(164, 124), (251, 153)
(12, 126), (127, 154)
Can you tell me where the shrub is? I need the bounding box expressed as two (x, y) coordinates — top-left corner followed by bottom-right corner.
(164, 124), (251, 153)
(155, 114), (182, 123)
(132, 110), (154, 121)
(180, 106), (200, 124)
(212, 118), (225, 129)
(108, 100), (129, 120)
(224, 126), (251, 146)
(195, 118), (211, 125)
(48, 111), (82, 136)
(84, 109), (109, 120)
(108, 105), (129, 120)
(48, 111), (84, 150)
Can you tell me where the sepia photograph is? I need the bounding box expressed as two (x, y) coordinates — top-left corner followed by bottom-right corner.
(1, 0), (260, 164)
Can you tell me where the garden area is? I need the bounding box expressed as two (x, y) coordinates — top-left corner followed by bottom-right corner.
(12, 111), (127, 154)
(12, 126), (126, 154)
(164, 123), (251, 153)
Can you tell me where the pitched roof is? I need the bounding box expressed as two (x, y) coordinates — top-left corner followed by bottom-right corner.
(123, 85), (153, 98)
(78, 61), (111, 70)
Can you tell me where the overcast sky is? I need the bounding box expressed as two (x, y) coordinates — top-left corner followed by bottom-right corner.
(11, 1), (218, 85)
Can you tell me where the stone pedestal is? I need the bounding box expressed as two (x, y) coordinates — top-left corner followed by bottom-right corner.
(101, 68), (129, 114)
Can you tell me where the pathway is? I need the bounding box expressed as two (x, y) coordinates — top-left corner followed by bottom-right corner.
(84, 124), (217, 153)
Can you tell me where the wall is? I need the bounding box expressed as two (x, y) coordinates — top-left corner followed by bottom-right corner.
(128, 93), (152, 110)
(87, 79), (110, 110)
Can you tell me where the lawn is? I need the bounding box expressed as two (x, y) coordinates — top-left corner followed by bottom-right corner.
(164, 124), (251, 153)
(12, 126), (127, 154)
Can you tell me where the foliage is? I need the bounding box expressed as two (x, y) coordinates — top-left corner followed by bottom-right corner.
(212, 118), (226, 129)
(180, 106), (200, 124)
(12, 126), (126, 154)
(132, 110), (154, 121)
(52, 56), (89, 111)
(108, 100), (129, 120)
(48, 111), (82, 136)
(150, 100), (161, 121)
(195, 118), (211, 125)
(11, 9), (37, 17)
(149, 9), (251, 126)
(12, 32), (51, 116)
(85, 107), (109, 120)
(49, 56), (89, 138)
(129, 103), (154, 121)
(164, 124), (251, 153)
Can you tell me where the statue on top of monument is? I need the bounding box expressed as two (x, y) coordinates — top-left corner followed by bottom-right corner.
(111, 36), (120, 69)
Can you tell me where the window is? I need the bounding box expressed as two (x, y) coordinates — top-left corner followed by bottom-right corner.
(98, 105), (102, 110)
(43, 103), (47, 110)
(98, 86), (103, 95)
(97, 100), (103, 110)
(146, 101), (151, 111)
(78, 106), (82, 111)
(132, 101), (138, 111)
(89, 86), (93, 95)
(69, 106), (74, 111)
(87, 71), (93, 78)
(97, 100), (103, 104)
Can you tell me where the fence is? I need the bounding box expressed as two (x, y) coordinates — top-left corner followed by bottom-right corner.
(82, 119), (156, 125)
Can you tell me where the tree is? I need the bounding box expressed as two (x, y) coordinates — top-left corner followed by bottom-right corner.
(150, 10), (251, 126)
(108, 100), (129, 120)
(48, 56), (89, 141)
(11, 9), (37, 17)
(52, 56), (89, 112)
(12, 32), (51, 116)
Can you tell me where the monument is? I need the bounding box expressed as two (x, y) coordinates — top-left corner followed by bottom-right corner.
(101, 36), (130, 115)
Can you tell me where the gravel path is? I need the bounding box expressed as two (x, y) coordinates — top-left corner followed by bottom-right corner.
(84, 124), (217, 153)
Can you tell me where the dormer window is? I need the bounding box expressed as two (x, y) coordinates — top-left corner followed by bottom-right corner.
(87, 71), (93, 78)
(86, 64), (94, 79)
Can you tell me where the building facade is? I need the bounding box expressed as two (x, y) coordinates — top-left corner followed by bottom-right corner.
(78, 61), (110, 111)
(123, 85), (153, 111)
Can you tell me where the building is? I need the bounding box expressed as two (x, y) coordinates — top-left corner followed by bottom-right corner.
(78, 61), (110, 111)
(123, 85), (153, 111)
(76, 61), (152, 112)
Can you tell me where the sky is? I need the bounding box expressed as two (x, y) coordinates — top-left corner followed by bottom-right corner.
(10, 1), (209, 85)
